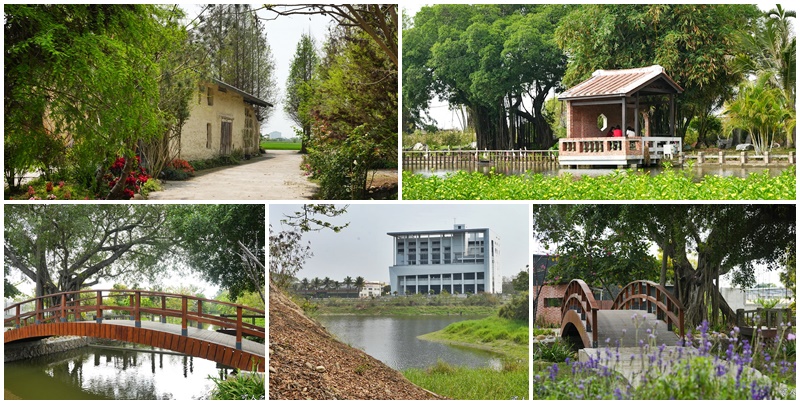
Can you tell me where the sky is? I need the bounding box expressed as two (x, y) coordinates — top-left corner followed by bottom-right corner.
(182, 5), (335, 138)
(269, 204), (531, 284)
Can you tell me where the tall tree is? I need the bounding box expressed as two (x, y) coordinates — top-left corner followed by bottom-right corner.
(354, 276), (366, 291)
(4, 205), (174, 303)
(263, 4), (398, 67)
(4, 5), (193, 197)
(732, 5), (796, 147)
(532, 205), (795, 327)
(556, 4), (761, 145)
(194, 4), (278, 123)
(284, 34), (320, 153)
(170, 204), (265, 301)
(404, 5), (571, 149)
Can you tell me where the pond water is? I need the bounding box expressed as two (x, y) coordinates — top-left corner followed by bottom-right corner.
(316, 315), (503, 371)
(4, 345), (227, 400)
(408, 163), (789, 180)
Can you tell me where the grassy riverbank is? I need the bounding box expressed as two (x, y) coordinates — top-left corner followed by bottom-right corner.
(309, 294), (503, 317)
(402, 316), (529, 399)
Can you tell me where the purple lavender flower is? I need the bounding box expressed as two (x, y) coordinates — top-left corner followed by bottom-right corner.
(549, 363), (558, 382)
(613, 388), (623, 400)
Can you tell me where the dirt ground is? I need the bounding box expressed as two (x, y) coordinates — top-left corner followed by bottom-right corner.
(268, 283), (443, 400)
(147, 150), (398, 200)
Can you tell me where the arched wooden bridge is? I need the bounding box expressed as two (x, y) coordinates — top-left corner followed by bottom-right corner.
(4, 289), (265, 371)
(560, 280), (685, 348)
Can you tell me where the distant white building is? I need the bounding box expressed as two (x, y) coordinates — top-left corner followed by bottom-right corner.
(268, 131), (282, 139)
(388, 224), (501, 295)
(359, 281), (384, 298)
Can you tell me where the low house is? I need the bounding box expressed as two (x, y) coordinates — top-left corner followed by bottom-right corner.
(558, 65), (684, 168)
(177, 79), (272, 161)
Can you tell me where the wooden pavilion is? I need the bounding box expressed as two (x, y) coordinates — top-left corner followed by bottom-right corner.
(558, 65), (684, 167)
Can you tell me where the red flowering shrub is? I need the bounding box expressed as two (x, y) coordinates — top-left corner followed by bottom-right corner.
(162, 158), (195, 181)
(104, 155), (150, 200)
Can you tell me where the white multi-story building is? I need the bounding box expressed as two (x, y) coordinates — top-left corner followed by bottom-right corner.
(388, 224), (501, 295)
(359, 281), (385, 298)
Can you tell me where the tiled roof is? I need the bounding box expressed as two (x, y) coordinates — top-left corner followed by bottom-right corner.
(560, 65), (683, 100)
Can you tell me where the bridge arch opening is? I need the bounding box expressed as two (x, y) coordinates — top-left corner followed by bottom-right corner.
(560, 322), (585, 350)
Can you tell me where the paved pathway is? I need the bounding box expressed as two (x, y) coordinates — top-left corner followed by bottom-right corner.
(148, 150), (318, 200)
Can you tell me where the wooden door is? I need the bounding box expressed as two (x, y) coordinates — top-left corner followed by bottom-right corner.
(220, 121), (232, 155)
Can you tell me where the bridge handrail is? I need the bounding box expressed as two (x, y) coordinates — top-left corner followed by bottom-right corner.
(561, 279), (599, 347)
(4, 289), (265, 347)
(611, 280), (685, 337)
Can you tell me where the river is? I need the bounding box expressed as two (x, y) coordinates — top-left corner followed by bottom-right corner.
(316, 315), (502, 370)
(4, 345), (227, 400)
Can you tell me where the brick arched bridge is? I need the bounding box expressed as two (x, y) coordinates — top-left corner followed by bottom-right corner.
(560, 279), (685, 348)
(4, 289), (265, 371)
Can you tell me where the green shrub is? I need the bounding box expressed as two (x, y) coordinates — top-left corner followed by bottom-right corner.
(403, 165), (796, 200)
(532, 339), (573, 363)
(139, 178), (162, 198)
(208, 371), (264, 400)
(499, 292), (529, 321)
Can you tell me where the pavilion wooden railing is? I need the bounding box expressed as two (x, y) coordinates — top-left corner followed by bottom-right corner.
(402, 149), (557, 167)
(3, 289), (264, 351)
(561, 279), (599, 348)
(611, 280), (685, 339)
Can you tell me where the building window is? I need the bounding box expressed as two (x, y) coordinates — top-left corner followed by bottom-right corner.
(464, 272), (475, 280)
(477, 272), (484, 280)
(544, 298), (563, 308)
(206, 123), (212, 148)
(207, 87), (213, 106)
(198, 85), (205, 104)
(453, 273), (462, 280)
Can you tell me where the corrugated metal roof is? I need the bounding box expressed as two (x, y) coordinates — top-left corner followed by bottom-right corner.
(560, 65), (683, 100)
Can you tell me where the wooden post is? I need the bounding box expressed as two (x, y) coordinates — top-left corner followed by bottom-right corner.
(236, 306), (243, 350)
(764, 151), (770, 164)
(161, 296), (167, 323)
(592, 307), (599, 348)
(698, 152), (705, 164)
(16, 305), (21, 328)
(134, 291), (141, 327)
(718, 151), (724, 165)
(96, 291), (102, 323)
(197, 300), (203, 329)
(740, 152), (747, 165)
(181, 296), (188, 336)
(60, 294), (66, 322)
(129, 292), (135, 320)
(789, 151), (794, 164)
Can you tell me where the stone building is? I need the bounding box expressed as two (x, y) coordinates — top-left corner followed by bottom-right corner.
(177, 79), (272, 161)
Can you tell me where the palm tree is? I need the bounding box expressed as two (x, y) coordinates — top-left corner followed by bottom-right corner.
(343, 276), (354, 290)
(733, 5), (796, 146)
(300, 277), (310, 291)
(725, 78), (788, 154)
(311, 277), (322, 291)
(333, 281), (341, 290)
(322, 277), (332, 290)
(354, 276), (366, 291)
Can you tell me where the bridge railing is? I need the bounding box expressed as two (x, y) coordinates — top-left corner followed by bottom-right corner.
(3, 289), (264, 350)
(561, 279), (599, 347)
(611, 280), (684, 338)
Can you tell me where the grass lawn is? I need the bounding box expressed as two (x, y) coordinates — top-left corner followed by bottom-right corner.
(402, 315), (529, 399)
(261, 140), (301, 150)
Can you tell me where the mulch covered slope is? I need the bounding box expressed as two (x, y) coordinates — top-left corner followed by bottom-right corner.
(268, 283), (443, 400)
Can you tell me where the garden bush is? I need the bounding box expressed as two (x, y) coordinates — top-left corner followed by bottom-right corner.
(403, 165), (796, 200)
(498, 292), (529, 321)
